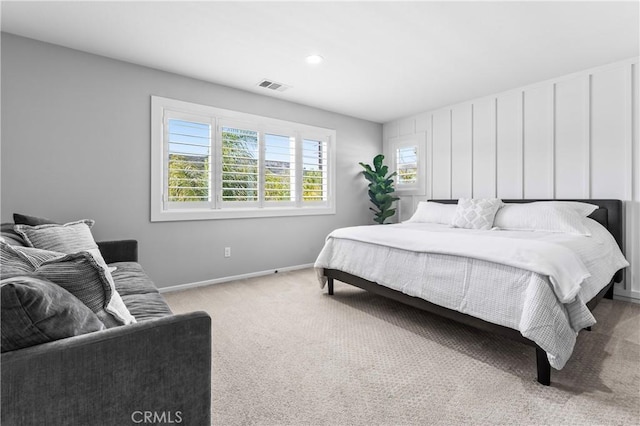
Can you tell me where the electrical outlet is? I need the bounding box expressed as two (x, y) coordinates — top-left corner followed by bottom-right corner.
(224, 247), (231, 258)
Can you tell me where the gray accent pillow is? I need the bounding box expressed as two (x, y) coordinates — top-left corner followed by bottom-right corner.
(1, 276), (106, 352)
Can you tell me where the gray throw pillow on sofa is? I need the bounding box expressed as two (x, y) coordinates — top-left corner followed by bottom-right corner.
(1, 276), (106, 352)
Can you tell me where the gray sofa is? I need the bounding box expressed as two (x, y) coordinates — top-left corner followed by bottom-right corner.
(1, 227), (212, 425)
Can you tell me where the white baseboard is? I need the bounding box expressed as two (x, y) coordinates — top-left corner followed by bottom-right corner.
(614, 289), (640, 304)
(158, 263), (315, 293)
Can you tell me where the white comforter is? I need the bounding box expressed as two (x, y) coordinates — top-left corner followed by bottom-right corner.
(314, 219), (629, 369)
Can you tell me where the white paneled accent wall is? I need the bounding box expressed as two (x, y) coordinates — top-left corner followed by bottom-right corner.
(384, 57), (640, 302)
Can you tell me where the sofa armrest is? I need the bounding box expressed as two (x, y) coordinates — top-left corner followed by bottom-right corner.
(97, 239), (138, 263)
(1, 311), (211, 425)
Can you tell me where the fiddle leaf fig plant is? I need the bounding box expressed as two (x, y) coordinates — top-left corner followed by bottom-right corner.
(359, 154), (400, 224)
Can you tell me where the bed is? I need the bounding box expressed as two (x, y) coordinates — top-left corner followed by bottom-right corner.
(314, 199), (628, 385)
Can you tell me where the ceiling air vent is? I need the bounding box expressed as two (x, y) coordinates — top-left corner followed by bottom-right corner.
(257, 79), (290, 92)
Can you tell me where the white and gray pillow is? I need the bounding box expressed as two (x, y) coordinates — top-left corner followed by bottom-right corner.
(451, 198), (503, 230)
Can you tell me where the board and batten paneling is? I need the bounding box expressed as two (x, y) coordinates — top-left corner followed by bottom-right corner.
(496, 91), (523, 199)
(384, 57), (640, 302)
(554, 76), (589, 198)
(472, 98), (497, 198)
(523, 84), (554, 198)
(451, 103), (473, 199)
(591, 66), (630, 200)
(431, 110), (452, 199)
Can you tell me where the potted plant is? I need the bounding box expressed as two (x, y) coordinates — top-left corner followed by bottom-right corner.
(359, 154), (400, 224)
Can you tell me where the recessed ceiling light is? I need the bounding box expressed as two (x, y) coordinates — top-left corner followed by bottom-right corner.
(306, 55), (324, 65)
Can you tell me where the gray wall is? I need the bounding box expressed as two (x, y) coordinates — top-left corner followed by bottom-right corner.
(1, 33), (382, 288)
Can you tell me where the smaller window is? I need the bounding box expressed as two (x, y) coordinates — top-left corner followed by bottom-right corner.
(396, 145), (418, 186)
(389, 134), (426, 196)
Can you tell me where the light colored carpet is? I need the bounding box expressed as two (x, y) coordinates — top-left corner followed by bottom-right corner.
(164, 268), (640, 425)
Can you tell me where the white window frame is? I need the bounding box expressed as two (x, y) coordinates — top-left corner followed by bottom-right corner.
(389, 134), (426, 196)
(151, 96), (336, 221)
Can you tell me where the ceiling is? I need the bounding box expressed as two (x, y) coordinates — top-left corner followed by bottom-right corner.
(1, 1), (638, 123)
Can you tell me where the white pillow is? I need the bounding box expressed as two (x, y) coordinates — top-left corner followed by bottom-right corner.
(451, 198), (502, 230)
(555, 201), (599, 217)
(14, 220), (136, 325)
(406, 201), (457, 224)
(494, 202), (592, 235)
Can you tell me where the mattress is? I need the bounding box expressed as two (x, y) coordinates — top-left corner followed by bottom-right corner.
(314, 219), (629, 369)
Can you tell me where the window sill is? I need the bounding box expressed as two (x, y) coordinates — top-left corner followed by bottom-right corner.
(150, 206), (336, 222)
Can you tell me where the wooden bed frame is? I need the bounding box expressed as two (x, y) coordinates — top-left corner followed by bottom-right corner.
(323, 199), (625, 386)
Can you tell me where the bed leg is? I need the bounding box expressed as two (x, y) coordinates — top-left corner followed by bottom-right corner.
(328, 278), (334, 295)
(535, 346), (551, 386)
(604, 282), (615, 300)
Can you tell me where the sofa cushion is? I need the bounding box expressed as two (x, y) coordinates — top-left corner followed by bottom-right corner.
(110, 262), (173, 321)
(1, 276), (106, 352)
(121, 293), (173, 321)
(13, 221), (136, 326)
(110, 262), (162, 296)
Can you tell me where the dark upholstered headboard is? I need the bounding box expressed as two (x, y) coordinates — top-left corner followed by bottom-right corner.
(430, 199), (624, 252)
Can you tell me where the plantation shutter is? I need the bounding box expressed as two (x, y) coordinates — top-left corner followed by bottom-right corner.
(164, 112), (213, 209)
(264, 133), (296, 206)
(301, 138), (329, 204)
(220, 125), (260, 207)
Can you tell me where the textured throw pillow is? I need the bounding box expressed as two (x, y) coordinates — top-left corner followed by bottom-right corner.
(0, 241), (37, 276)
(10, 246), (65, 268)
(14, 220), (98, 253)
(451, 198), (502, 230)
(1, 276), (105, 352)
(405, 201), (457, 225)
(493, 202), (592, 235)
(1, 223), (27, 247)
(13, 222), (136, 326)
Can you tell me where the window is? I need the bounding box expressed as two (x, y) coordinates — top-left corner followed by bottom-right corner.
(151, 97), (336, 221)
(389, 134), (425, 195)
(396, 145), (418, 186)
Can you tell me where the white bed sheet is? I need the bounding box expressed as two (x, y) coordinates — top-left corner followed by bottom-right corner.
(314, 219), (628, 370)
